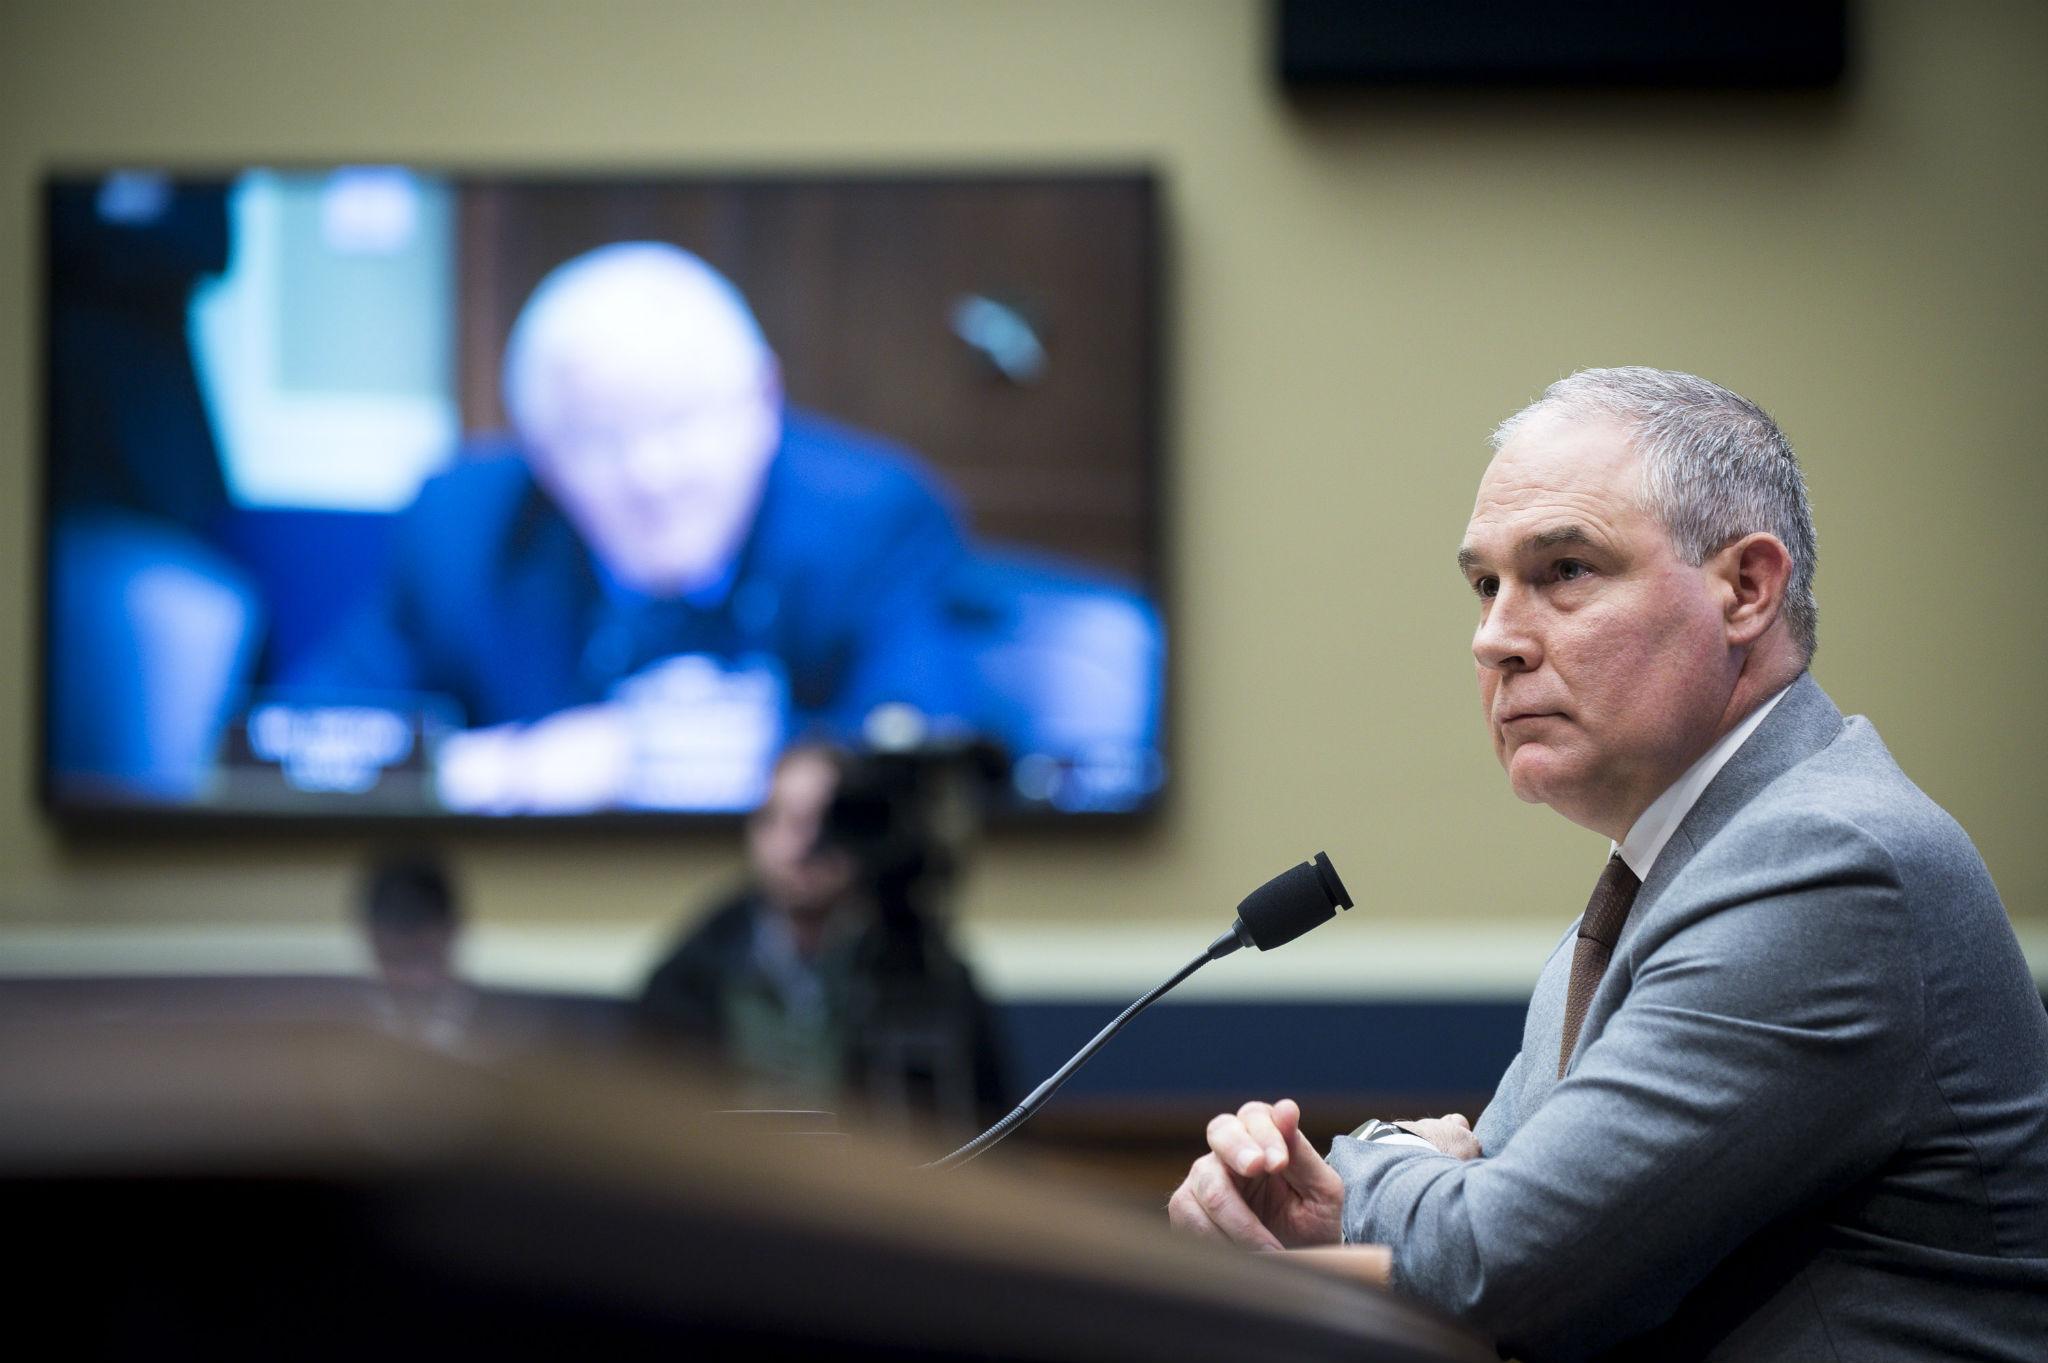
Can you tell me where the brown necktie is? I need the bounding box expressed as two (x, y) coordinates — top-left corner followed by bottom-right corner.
(1557, 853), (1642, 1076)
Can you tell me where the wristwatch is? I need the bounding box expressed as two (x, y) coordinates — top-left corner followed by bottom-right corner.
(1351, 1113), (1433, 1146)
(1349, 1118), (1413, 1141)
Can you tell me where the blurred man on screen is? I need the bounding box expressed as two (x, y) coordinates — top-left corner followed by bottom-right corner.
(1167, 369), (2048, 1360)
(294, 242), (971, 812)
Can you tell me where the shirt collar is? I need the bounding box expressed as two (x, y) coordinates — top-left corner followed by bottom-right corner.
(1615, 682), (1794, 881)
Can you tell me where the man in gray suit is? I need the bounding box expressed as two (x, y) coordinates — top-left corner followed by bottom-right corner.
(1168, 368), (2048, 1360)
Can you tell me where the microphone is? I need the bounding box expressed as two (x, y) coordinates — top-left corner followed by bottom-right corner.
(1213, 849), (1354, 955)
(924, 851), (1353, 1171)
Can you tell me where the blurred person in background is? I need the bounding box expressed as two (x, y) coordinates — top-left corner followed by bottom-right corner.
(358, 854), (476, 1053)
(296, 242), (973, 813)
(637, 740), (1008, 1130)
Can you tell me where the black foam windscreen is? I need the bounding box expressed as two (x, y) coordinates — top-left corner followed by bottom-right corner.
(1233, 851), (1353, 951)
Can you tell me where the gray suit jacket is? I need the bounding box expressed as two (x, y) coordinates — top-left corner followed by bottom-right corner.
(1328, 673), (2048, 1361)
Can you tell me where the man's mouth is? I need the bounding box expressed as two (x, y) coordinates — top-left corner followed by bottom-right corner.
(1498, 710), (1564, 727)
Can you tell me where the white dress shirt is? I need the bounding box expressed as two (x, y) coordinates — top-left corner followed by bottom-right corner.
(1613, 682), (1793, 881)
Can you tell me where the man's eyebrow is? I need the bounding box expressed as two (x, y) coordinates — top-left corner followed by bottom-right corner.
(1457, 524), (1602, 576)
(1528, 524), (1601, 553)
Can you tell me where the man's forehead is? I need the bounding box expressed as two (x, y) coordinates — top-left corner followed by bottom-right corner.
(1460, 415), (1643, 563)
(1487, 411), (1636, 482)
(1479, 413), (1637, 499)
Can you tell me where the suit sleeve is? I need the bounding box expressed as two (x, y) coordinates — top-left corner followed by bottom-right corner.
(819, 468), (971, 728)
(278, 473), (464, 702)
(277, 458), (526, 719)
(1327, 815), (1920, 1360)
(1470, 1046), (1527, 1156)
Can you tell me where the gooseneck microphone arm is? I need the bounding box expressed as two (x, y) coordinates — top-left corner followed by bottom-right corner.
(923, 852), (1352, 1172)
(922, 929), (1239, 1172)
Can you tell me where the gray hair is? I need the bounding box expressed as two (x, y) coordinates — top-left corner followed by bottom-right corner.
(501, 241), (771, 442)
(1491, 366), (1819, 660)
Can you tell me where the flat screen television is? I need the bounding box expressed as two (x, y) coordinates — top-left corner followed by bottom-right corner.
(41, 168), (1164, 822)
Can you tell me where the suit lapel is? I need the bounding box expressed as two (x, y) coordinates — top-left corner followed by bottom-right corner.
(1563, 672), (1846, 1073)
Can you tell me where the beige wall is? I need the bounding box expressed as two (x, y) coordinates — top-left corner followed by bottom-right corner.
(2, 0), (2041, 996)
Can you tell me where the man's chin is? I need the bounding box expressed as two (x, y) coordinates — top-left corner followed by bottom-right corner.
(1504, 748), (1579, 808)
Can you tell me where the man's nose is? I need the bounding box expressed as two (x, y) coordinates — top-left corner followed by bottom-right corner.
(1473, 586), (1540, 674)
(620, 430), (698, 495)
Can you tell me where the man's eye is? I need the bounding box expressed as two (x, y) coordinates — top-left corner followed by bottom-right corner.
(1554, 560), (1588, 582)
(1473, 576), (1499, 599)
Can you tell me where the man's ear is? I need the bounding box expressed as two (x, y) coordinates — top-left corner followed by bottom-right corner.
(1712, 532), (1792, 647)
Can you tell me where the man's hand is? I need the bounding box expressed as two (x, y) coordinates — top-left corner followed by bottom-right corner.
(1393, 1112), (1483, 1160)
(1167, 1098), (1344, 1249)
